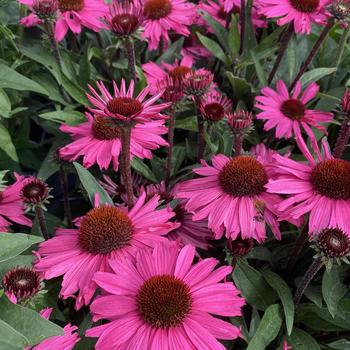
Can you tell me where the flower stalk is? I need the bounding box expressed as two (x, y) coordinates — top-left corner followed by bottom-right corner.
(35, 205), (50, 240)
(196, 98), (206, 162)
(124, 38), (137, 82)
(59, 163), (73, 228)
(165, 105), (176, 189)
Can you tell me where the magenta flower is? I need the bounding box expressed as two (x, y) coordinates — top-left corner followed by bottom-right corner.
(0, 175), (32, 232)
(143, 55), (193, 94)
(257, 0), (330, 34)
(87, 79), (170, 123)
(59, 113), (168, 171)
(27, 308), (80, 350)
(35, 192), (179, 309)
(141, 0), (196, 50)
(198, 0), (228, 29)
(19, 0), (108, 41)
(176, 145), (293, 242)
(86, 242), (244, 349)
(266, 137), (350, 234)
(255, 80), (333, 157)
(199, 90), (232, 122)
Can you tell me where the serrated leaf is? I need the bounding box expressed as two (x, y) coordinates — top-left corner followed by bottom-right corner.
(131, 157), (158, 183)
(0, 64), (47, 95)
(264, 270), (294, 335)
(197, 33), (229, 65)
(0, 320), (29, 350)
(247, 304), (282, 350)
(0, 295), (63, 346)
(322, 266), (347, 318)
(0, 233), (43, 263)
(286, 327), (320, 350)
(73, 162), (114, 206)
(232, 260), (277, 310)
(0, 124), (18, 161)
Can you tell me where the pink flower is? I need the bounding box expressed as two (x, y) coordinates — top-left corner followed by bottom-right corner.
(199, 90), (232, 122)
(255, 80), (333, 158)
(142, 55), (193, 94)
(86, 242), (244, 349)
(198, 0), (228, 29)
(87, 79), (170, 123)
(0, 175), (32, 232)
(19, 0), (108, 41)
(27, 308), (80, 350)
(181, 32), (212, 61)
(141, 0), (196, 50)
(146, 182), (214, 249)
(257, 0), (330, 34)
(283, 339), (293, 350)
(175, 145), (291, 242)
(266, 136), (350, 235)
(59, 112), (168, 171)
(35, 192), (179, 309)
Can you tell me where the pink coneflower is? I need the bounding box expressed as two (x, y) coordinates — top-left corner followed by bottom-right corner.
(106, 0), (143, 36)
(0, 175), (32, 232)
(86, 242), (244, 349)
(35, 192), (179, 309)
(198, 0), (228, 29)
(146, 182), (214, 249)
(19, 0), (108, 41)
(27, 308), (80, 350)
(283, 339), (293, 350)
(227, 109), (253, 132)
(255, 80), (333, 157)
(141, 0), (196, 50)
(257, 0), (330, 34)
(175, 145), (291, 242)
(199, 90), (232, 122)
(59, 113), (168, 171)
(87, 79), (170, 124)
(266, 137), (350, 235)
(183, 68), (214, 97)
(143, 55), (193, 94)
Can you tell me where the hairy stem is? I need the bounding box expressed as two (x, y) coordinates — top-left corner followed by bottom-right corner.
(290, 19), (335, 91)
(165, 106), (176, 189)
(196, 97), (206, 162)
(35, 206), (50, 240)
(333, 116), (350, 158)
(44, 22), (63, 70)
(328, 24), (350, 90)
(234, 132), (244, 156)
(59, 164), (73, 228)
(120, 125), (134, 209)
(294, 257), (323, 306)
(239, 0), (246, 55)
(268, 23), (294, 84)
(124, 38), (137, 82)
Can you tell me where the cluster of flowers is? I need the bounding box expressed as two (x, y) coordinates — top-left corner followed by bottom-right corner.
(4, 0), (350, 348)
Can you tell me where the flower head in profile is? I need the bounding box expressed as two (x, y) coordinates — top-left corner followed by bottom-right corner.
(266, 137), (350, 234)
(86, 242), (244, 349)
(176, 144), (297, 242)
(27, 307), (80, 350)
(19, 0), (108, 41)
(106, 0), (144, 37)
(255, 80), (333, 158)
(35, 192), (179, 309)
(141, 0), (196, 50)
(20, 177), (51, 210)
(59, 113), (168, 171)
(227, 109), (253, 133)
(143, 55), (193, 94)
(257, 0), (330, 34)
(183, 69), (214, 97)
(0, 175), (32, 232)
(87, 79), (170, 124)
(199, 91), (232, 122)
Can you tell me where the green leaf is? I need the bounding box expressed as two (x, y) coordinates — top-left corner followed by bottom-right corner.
(232, 260), (277, 310)
(197, 33), (229, 65)
(61, 74), (89, 105)
(0, 320), (29, 350)
(0, 255), (34, 279)
(73, 162), (114, 206)
(286, 327), (320, 350)
(247, 304), (282, 350)
(0, 124), (18, 161)
(0, 233), (43, 263)
(0, 295), (63, 346)
(226, 72), (252, 102)
(250, 50), (267, 87)
(0, 88), (11, 118)
(264, 270), (294, 335)
(300, 67), (337, 87)
(202, 12), (228, 51)
(322, 266), (347, 318)
(328, 339), (350, 349)
(0, 64), (47, 95)
(228, 15), (240, 59)
(79, 48), (91, 87)
(175, 116), (198, 132)
(304, 285), (323, 308)
(156, 38), (184, 64)
(39, 110), (86, 126)
(131, 157), (158, 183)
